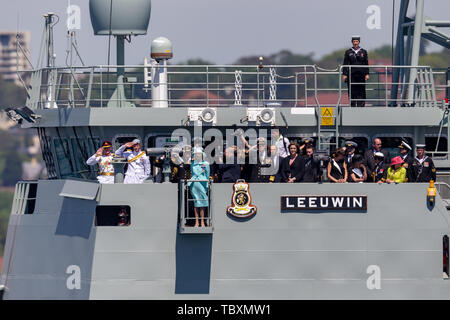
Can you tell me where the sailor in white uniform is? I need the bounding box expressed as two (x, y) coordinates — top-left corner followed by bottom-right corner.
(115, 139), (151, 184)
(86, 140), (115, 184)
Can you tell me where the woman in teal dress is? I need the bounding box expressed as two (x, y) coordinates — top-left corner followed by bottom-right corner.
(189, 147), (210, 227)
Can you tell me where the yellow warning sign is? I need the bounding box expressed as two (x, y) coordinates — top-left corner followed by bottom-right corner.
(321, 107), (334, 126)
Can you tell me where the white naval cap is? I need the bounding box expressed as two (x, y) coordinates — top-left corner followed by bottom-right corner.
(374, 152), (384, 158)
(416, 144), (426, 149)
(132, 139), (141, 145)
(398, 141), (412, 151)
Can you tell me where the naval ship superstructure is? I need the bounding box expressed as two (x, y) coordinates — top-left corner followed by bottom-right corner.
(1, 0), (450, 299)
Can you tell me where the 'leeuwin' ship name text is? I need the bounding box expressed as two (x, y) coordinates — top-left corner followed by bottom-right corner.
(281, 195), (367, 211)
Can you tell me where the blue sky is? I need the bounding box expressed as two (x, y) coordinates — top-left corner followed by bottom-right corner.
(1, 0), (449, 67)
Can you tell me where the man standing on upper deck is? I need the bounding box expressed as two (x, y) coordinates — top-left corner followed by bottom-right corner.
(86, 140), (115, 184)
(342, 36), (369, 107)
(116, 139), (151, 184)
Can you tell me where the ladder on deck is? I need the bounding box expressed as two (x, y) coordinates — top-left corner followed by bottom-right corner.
(316, 105), (341, 153)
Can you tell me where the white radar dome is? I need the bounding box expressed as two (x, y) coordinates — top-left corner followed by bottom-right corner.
(151, 37), (173, 60)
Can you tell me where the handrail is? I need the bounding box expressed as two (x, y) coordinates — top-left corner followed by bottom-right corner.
(19, 64), (448, 109)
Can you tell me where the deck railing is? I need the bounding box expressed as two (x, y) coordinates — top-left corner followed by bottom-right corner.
(179, 179), (213, 233)
(20, 64), (449, 110)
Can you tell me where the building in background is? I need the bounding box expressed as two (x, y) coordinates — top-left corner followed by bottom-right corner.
(0, 31), (31, 85)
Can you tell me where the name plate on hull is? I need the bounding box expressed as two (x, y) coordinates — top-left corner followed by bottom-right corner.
(281, 195), (367, 211)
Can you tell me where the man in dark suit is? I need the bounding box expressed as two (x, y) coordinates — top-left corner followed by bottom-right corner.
(267, 144), (283, 182)
(344, 140), (358, 167)
(249, 137), (271, 182)
(216, 146), (241, 183)
(302, 145), (320, 182)
(398, 141), (414, 182)
(364, 138), (390, 172)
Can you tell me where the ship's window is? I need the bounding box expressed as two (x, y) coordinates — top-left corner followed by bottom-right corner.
(38, 128), (57, 179)
(71, 138), (93, 179)
(25, 182), (38, 214)
(95, 205), (131, 227)
(425, 137), (448, 159)
(377, 137), (413, 158)
(12, 182), (38, 215)
(53, 138), (75, 179)
(444, 235), (449, 279)
(87, 137), (101, 154)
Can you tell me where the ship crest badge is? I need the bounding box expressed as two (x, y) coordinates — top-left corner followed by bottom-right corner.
(227, 179), (257, 218)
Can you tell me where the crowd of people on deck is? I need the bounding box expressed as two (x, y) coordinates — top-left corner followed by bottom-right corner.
(86, 133), (437, 186)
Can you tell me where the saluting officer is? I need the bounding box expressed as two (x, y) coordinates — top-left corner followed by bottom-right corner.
(411, 144), (436, 182)
(115, 139), (151, 184)
(343, 36), (369, 107)
(398, 141), (414, 182)
(86, 140), (115, 184)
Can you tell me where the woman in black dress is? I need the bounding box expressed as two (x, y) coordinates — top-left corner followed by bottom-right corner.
(281, 143), (305, 183)
(348, 154), (367, 183)
(327, 148), (348, 183)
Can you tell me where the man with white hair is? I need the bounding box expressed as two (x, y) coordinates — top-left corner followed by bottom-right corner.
(115, 139), (151, 184)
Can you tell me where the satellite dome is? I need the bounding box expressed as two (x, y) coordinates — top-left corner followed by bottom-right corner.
(89, 0), (151, 36)
(151, 37), (173, 60)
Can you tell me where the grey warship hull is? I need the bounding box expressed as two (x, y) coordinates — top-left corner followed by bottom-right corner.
(2, 179), (450, 299)
(2, 0), (450, 300)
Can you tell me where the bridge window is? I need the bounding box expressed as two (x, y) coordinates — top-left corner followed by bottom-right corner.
(95, 205), (131, 227)
(38, 128), (57, 179)
(53, 138), (76, 178)
(71, 138), (93, 179)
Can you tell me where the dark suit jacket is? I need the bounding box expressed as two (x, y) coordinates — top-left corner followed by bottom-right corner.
(302, 155), (321, 182)
(268, 156), (283, 182)
(281, 155), (305, 182)
(249, 155), (272, 183)
(364, 149), (390, 172)
(217, 162), (241, 183)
